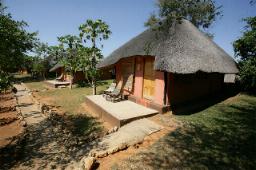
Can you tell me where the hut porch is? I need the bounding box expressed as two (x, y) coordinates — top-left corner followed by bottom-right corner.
(45, 80), (70, 88)
(85, 95), (158, 127)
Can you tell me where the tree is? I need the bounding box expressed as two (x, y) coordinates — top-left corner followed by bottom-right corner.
(0, 3), (37, 92)
(78, 47), (103, 85)
(0, 0), (3, 13)
(48, 45), (62, 64)
(250, 0), (256, 5)
(21, 55), (34, 73)
(233, 17), (256, 93)
(34, 42), (51, 79)
(31, 57), (45, 78)
(58, 35), (82, 89)
(0, 7), (37, 73)
(79, 19), (111, 95)
(0, 71), (12, 93)
(238, 58), (256, 93)
(145, 0), (222, 33)
(234, 17), (256, 61)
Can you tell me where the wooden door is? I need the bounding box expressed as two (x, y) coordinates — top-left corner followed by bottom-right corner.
(143, 58), (155, 100)
(121, 59), (134, 92)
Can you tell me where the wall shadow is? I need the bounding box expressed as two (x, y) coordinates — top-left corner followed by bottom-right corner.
(172, 85), (240, 115)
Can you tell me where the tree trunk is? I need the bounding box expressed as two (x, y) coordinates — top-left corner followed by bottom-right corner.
(70, 78), (73, 89)
(92, 79), (96, 95)
(42, 72), (46, 80)
(92, 38), (97, 95)
(70, 72), (74, 89)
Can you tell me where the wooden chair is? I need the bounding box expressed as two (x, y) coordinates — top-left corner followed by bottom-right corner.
(105, 85), (122, 103)
(56, 73), (64, 81)
(103, 82), (116, 97)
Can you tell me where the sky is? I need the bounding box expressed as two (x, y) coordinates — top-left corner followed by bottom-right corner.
(4, 0), (256, 58)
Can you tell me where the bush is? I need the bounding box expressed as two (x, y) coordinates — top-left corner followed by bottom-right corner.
(76, 80), (90, 88)
(239, 58), (256, 94)
(0, 72), (13, 93)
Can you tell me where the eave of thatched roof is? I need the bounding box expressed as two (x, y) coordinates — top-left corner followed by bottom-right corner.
(98, 19), (238, 74)
(49, 63), (63, 72)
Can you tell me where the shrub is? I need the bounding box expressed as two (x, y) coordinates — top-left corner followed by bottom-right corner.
(0, 72), (13, 93)
(76, 80), (90, 88)
(239, 58), (256, 94)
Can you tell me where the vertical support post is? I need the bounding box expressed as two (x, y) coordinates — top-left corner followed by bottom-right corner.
(163, 72), (168, 105)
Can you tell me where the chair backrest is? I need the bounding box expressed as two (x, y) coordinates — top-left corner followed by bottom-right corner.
(106, 83), (116, 91)
(110, 82), (116, 88)
(111, 82), (122, 95)
(112, 87), (121, 95)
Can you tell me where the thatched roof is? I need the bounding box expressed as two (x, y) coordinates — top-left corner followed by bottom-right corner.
(98, 19), (238, 74)
(49, 63), (63, 72)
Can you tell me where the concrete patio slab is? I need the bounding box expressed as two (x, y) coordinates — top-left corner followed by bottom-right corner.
(45, 80), (70, 88)
(85, 95), (158, 127)
(90, 118), (163, 158)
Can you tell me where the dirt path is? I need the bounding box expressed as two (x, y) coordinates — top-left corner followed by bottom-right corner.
(97, 114), (180, 169)
(0, 92), (23, 147)
(0, 84), (106, 170)
(14, 83), (45, 125)
(91, 119), (163, 157)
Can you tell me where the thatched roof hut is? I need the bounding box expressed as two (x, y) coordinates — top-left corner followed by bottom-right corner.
(98, 19), (238, 74)
(49, 63), (64, 72)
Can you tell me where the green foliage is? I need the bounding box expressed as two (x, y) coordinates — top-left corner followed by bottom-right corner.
(48, 45), (62, 63)
(234, 17), (256, 93)
(79, 19), (111, 47)
(145, 0), (222, 32)
(76, 80), (89, 88)
(78, 47), (103, 82)
(57, 35), (82, 88)
(32, 57), (44, 76)
(79, 19), (111, 94)
(21, 55), (34, 73)
(58, 35), (82, 73)
(0, 6), (37, 73)
(32, 43), (52, 79)
(0, 2), (36, 91)
(238, 58), (256, 93)
(0, 71), (12, 92)
(234, 17), (256, 61)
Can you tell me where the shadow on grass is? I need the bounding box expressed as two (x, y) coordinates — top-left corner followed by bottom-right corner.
(172, 88), (239, 115)
(0, 113), (104, 170)
(75, 80), (111, 90)
(13, 74), (55, 84)
(117, 94), (256, 169)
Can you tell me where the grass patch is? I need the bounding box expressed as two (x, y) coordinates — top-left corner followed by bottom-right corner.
(116, 94), (256, 169)
(25, 81), (49, 91)
(25, 80), (112, 114)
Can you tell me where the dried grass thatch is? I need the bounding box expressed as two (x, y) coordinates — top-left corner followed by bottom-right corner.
(98, 20), (238, 74)
(49, 63), (63, 72)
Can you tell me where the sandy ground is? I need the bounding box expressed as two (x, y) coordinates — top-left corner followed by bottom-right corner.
(0, 92), (23, 148)
(97, 114), (180, 169)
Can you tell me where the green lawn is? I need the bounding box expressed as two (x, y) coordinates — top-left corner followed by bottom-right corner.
(25, 81), (49, 91)
(115, 94), (256, 169)
(25, 80), (112, 114)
